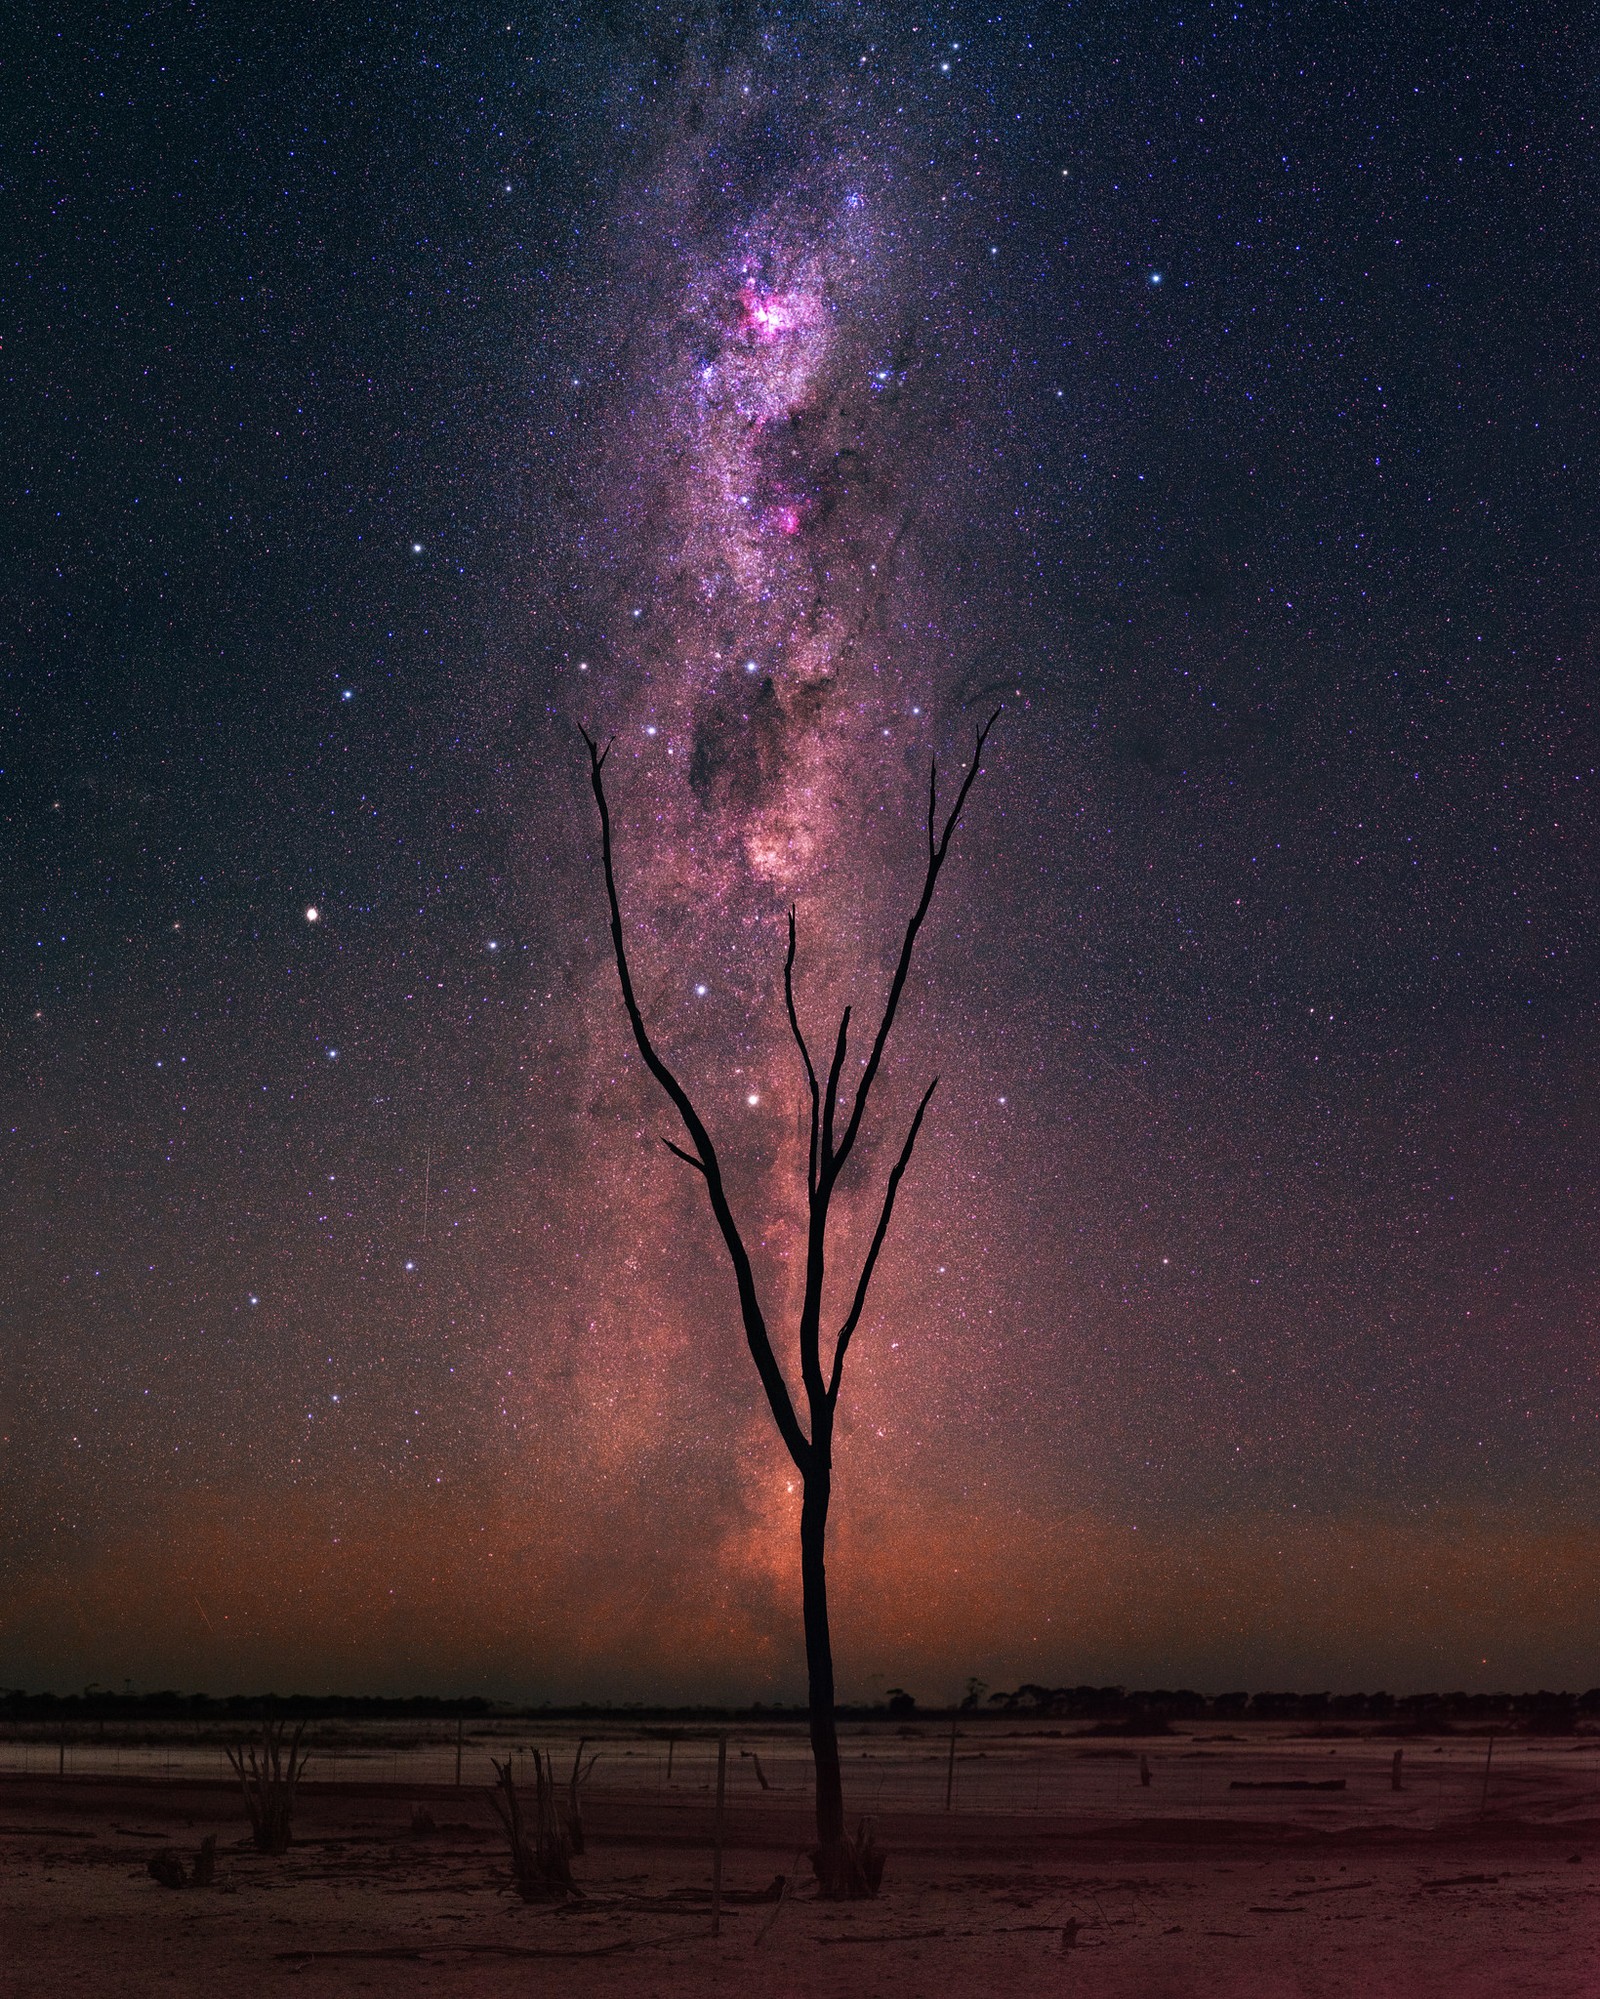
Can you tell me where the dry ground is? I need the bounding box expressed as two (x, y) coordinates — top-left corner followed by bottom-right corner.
(4, 1752), (1598, 1997)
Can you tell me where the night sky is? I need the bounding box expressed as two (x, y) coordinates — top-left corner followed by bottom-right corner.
(6, 3), (1598, 1702)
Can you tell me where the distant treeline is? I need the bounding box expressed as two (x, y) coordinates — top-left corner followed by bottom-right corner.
(970, 1686), (1600, 1729)
(3, 1686), (1599, 1727)
(0, 1692), (496, 1723)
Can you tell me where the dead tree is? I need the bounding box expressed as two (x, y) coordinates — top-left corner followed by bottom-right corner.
(224, 1722), (309, 1855)
(583, 712), (998, 1896)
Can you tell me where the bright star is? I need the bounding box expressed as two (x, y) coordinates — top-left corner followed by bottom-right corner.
(695, 984), (708, 996)
(746, 1093), (760, 1107)
(410, 542), (423, 554)
(305, 906), (320, 923)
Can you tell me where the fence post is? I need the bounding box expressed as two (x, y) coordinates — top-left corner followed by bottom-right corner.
(454, 1717), (463, 1789)
(711, 1733), (728, 1938)
(944, 1715), (958, 1812)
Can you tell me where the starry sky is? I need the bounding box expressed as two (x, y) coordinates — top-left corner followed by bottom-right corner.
(5, 2), (1599, 1702)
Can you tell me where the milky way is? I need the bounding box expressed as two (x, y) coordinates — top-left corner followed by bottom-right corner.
(7, 4), (1600, 1702)
(518, 31), (1033, 1697)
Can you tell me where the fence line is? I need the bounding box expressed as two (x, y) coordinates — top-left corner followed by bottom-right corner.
(2, 1720), (1591, 1828)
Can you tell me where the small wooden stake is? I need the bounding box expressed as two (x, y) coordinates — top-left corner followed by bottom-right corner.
(944, 1715), (958, 1811)
(1480, 1732), (1495, 1814)
(1391, 1749), (1403, 1792)
(454, 1717), (463, 1789)
(711, 1733), (728, 1937)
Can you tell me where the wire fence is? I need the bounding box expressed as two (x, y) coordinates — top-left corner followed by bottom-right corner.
(3, 1720), (1595, 1830)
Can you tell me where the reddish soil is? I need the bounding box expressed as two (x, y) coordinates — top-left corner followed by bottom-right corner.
(4, 1768), (1597, 1996)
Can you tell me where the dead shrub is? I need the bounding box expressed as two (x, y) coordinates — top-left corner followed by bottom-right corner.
(811, 1816), (885, 1899)
(225, 1722), (310, 1855)
(488, 1753), (582, 1902)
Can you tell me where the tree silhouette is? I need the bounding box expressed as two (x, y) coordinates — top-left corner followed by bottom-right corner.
(583, 712), (998, 1896)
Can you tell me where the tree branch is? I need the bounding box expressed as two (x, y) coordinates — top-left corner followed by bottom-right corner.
(821, 1006), (852, 1167)
(830, 710), (999, 1179)
(661, 1138), (708, 1175)
(785, 908), (821, 1197)
(827, 1076), (939, 1406)
(582, 728), (811, 1469)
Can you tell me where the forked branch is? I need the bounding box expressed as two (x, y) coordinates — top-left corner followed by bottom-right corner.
(822, 1005), (852, 1166)
(785, 909), (821, 1195)
(829, 710), (999, 1180)
(827, 1075), (938, 1405)
(582, 709), (999, 1457)
(582, 728), (810, 1469)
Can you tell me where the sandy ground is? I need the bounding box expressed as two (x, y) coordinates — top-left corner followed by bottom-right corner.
(4, 1757), (1598, 1998)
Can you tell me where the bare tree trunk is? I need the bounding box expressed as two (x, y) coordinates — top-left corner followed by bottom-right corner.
(801, 1471), (844, 1851)
(802, 1468), (883, 1896)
